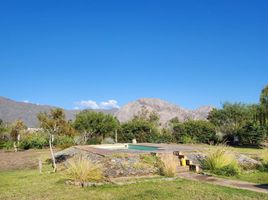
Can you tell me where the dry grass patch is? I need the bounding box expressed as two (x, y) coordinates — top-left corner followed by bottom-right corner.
(64, 156), (104, 184)
(157, 154), (178, 177)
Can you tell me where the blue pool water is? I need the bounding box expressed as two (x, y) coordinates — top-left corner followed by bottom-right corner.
(128, 144), (160, 151)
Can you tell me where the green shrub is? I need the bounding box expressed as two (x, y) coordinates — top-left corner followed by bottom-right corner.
(201, 145), (240, 176)
(180, 135), (197, 144)
(19, 133), (48, 150)
(139, 154), (158, 166)
(65, 156), (104, 185)
(173, 121), (216, 144)
(119, 119), (159, 143)
(213, 162), (240, 176)
(2, 141), (13, 150)
(54, 135), (75, 149)
(238, 123), (266, 146)
(86, 137), (102, 145)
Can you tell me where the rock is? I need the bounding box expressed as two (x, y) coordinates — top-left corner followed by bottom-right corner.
(235, 154), (261, 170)
(185, 153), (206, 165)
(114, 98), (213, 125)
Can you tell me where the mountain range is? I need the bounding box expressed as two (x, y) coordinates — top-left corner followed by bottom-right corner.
(0, 96), (213, 127)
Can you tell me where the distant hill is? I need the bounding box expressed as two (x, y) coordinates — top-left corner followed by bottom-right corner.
(0, 97), (117, 127)
(0, 96), (213, 127)
(115, 98), (213, 125)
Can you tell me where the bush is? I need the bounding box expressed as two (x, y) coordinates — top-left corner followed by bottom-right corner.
(238, 123), (266, 146)
(54, 135), (75, 149)
(173, 121), (216, 144)
(201, 145), (240, 176)
(1, 141), (13, 150)
(157, 154), (178, 177)
(65, 156), (104, 185)
(86, 137), (102, 145)
(19, 133), (48, 150)
(119, 119), (159, 143)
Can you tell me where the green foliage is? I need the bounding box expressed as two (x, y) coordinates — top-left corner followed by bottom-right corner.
(208, 103), (251, 137)
(19, 133), (49, 149)
(133, 107), (160, 126)
(139, 154), (158, 166)
(238, 123), (266, 145)
(260, 85), (268, 125)
(37, 108), (77, 136)
(54, 135), (75, 149)
(1, 141), (13, 150)
(65, 156), (104, 184)
(213, 163), (241, 176)
(73, 110), (119, 143)
(173, 120), (216, 144)
(86, 137), (102, 145)
(119, 118), (159, 143)
(201, 145), (240, 176)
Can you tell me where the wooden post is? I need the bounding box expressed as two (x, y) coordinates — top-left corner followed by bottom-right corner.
(38, 158), (42, 174)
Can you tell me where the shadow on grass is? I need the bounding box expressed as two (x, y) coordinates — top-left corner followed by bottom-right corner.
(255, 184), (268, 190)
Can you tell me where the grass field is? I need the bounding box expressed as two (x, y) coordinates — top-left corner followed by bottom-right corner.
(1, 148), (268, 200)
(0, 167), (268, 200)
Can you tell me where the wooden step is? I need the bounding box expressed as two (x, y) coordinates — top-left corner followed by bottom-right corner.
(177, 166), (190, 173)
(189, 164), (200, 173)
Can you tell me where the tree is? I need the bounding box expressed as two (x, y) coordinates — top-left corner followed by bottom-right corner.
(10, 120), (27, 152)
(133, 107), (160, 126)
(260, 85), (268, 125)
(173, 120), (216, 144)
(37, 108), (76, 172)
(238, 123), (266, 145)
(73, 111), (119, 144)
(119, 118), (159, 143)
(208, 103), (251, 142)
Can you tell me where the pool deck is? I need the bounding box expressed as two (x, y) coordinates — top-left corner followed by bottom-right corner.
(74, 143), (206, 156)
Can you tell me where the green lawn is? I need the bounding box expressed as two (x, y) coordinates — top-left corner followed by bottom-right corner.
(230, 171), (268, 184)
(0, 168), (268, 200)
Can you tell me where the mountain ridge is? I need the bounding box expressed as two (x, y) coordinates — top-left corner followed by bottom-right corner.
(0, 96), (213, 127)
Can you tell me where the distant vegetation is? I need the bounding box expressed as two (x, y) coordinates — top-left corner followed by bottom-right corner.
(0, 85), (267, 152)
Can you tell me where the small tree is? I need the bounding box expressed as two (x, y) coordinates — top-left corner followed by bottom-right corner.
(10, 120), (26, 152)
(37, 108), (76, 172)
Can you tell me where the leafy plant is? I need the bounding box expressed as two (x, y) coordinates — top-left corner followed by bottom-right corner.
(54, 135), (75, 149)
(19, 133), (48, 149)
(65, 156), (104, 184)
(201, 145), (240, 176)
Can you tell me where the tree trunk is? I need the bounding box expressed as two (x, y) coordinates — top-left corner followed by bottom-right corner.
(13, 141), (17, 152)
(49, 134), (57, 173)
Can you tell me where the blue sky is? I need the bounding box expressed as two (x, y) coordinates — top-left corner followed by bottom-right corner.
(0, 0), (267, 110)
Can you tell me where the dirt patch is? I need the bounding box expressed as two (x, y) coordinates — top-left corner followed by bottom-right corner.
(0, 149), (52, 171)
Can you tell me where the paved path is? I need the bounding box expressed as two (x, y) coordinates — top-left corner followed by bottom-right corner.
(178, 172), (268, 194)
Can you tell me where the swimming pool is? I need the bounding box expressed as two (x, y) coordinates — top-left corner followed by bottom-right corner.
(128, 144), (160, 151)
(92, 144), (160, 151)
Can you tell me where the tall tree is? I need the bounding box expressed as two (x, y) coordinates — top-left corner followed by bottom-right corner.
(208, 103), (251, 142)
(37, 108), (76, 172)
(73, 111), (119, 144)
(260, 85), (268, 125)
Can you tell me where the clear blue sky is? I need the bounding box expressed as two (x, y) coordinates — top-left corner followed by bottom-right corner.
(0, 0), (267, 110)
